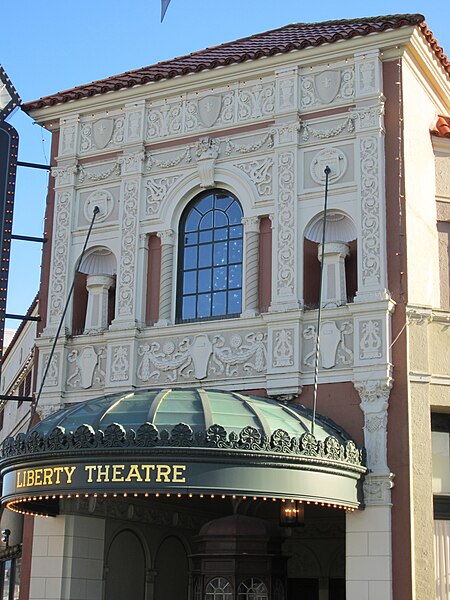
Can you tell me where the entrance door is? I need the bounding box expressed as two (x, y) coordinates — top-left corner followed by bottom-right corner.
(154, 536), (188, 600)
(105, 530), (146, 600)
(288, 578), (319, 600)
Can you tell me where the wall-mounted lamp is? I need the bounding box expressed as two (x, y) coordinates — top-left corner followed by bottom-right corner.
(1, 528), (11, 548)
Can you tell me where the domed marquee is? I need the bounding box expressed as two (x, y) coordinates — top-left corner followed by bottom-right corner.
(1, 389), (366, 516)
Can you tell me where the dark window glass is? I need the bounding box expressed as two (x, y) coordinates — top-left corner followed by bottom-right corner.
(177, 190), (243, 322)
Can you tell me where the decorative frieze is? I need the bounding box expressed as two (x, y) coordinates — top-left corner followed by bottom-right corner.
(273, 328), (295, 368)
(303, 320), (353, 369)
(79, 115), (125, 154)
(300, 115), (355, 142)
(52, 164), (78, 187)
(78, 161), (121, 184)
(66, 346), (106, 390)
(300, 65), (354, 110)
(110, 345), (130, 382)
(225, 132), (274, 156)
(118, 150), (145, 175)
(145, 81), (275, 142)
(136, 330), (267, 384)
(359, 319), (383, 360)
(41, 352), (60, 387)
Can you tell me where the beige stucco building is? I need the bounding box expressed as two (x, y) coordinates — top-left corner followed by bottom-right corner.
(0, 12), (449, 600)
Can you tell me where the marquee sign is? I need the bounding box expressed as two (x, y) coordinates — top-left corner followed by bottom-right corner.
(1, 448), (365, 517)
(0, 65), (21, 122)
(0, 120), (18, 365)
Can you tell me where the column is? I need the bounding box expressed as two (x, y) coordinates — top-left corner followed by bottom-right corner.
(241, 216), (260, 317)
(156, 229), (175, 326)
(346, 379), (394, 600)
(29, 514), (105, 600)
(318, 242), (350, 307)
(84, 274), (115, 334)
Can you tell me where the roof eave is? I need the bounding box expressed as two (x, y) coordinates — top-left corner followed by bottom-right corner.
(25, 26), (420, 128)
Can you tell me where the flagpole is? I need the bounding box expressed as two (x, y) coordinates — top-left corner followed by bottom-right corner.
(311, 165), (331, 436)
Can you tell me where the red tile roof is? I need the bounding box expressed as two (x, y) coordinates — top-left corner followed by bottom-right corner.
(432, 115), (450, 138)
(23, 13), (449, 112)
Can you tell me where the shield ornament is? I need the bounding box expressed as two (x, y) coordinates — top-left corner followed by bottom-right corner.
(93, 118), (114, 149)
(198, 95), (222, 127)
(315, 70), (341, 104)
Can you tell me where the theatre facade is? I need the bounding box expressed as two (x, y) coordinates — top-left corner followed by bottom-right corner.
(1, 12), (449, 600)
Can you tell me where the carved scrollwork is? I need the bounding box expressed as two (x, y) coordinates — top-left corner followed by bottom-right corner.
(137, 339), (193, 382)
(46, 426), (69, 451)
(271, 429), (291, 453)
(206, 424), (228, 448)
(211, 332), (267, 376)
(236, 158), (273, 196)
(73, 424), (96, 449)
(135, 423), (159, 447)
(103, 423), (127, 448)
(171, 423), (193, 446)
(239, 426), (262, 450)
(3, 422), (365, 470)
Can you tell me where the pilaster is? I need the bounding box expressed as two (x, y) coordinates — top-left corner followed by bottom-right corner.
(110, 148), (145, 330)
(270, 121), (301, 312)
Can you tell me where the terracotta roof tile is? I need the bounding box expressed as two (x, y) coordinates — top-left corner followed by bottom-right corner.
(432, 115), (450, 138)
(23, 13), (448, 112)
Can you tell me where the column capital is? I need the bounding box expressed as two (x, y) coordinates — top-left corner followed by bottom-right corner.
(354, 378), (392, 412)
(157, 229), (176, 245)
(242, 216), (260, 233)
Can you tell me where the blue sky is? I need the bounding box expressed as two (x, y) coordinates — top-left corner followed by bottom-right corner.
(2, 1), (449, 330)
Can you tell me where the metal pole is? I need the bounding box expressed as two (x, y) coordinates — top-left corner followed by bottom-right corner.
(28, 206), (99, 429)
(311, 166), (331, 436)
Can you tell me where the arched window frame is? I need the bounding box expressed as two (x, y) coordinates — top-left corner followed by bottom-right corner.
(237, 578), (268, 600)
(205, 576), (233, 600)
(176, 189), (243, 323)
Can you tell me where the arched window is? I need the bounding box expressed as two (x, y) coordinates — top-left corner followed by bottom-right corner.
(205, 577), (233, 600)
(177, 190), (243, 322)
(237, 578), (268, 600)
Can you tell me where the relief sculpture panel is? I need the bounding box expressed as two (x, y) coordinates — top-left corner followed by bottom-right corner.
(136, 331), (267, 384)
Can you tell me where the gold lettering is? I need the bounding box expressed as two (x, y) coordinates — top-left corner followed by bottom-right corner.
(34, 468), (43, 486)
(64, 466), (76, 484)
(85, 465), (97, 483)
(156, 465), (171, 482)
(125, 465), (143, 482)
(172, 465), (186, 483)
(43, 468), (53, 486)
(26, 470), (35, 487)
(53, 467), (64, 485)
(141, 465), (155, 482)
(97, 465), (110, 482)
(111, 465), (124, 482)
(16, 471), (24, 489)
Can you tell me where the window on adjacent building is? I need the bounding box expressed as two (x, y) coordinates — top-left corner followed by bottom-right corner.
(437, 220), (450, 309)
(176, 190), (243, 323)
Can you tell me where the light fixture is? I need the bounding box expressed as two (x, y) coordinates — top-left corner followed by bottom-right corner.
(280, 500), (305, 527)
